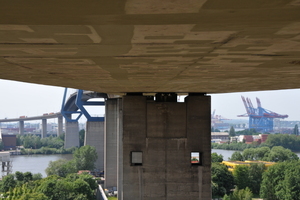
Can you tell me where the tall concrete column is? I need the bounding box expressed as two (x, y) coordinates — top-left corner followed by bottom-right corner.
(104, 98), (119, 191)
(85, 121), (104, 171)
(42, 119), (47, 138)
(57, 115), (63, 136)
(64, 121), (79, 148)
(119, 94), (211, 200)
(19, 121), (24, 135)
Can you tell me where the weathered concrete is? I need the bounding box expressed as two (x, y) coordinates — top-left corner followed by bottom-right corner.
(42, 118), (47, 138)
(64, 121), (79, 148)
(119, 94), (211, 200)
(57, 115), (63, 136)
(19, 121), (24, 135)
(1, 1), (300, 94)
(104, 98), (119, 190)
(85, 121), (105, 171)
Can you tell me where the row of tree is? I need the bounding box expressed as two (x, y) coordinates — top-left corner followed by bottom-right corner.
(0, 171), (97, 200)
(212, 162), (262, 199)
(229, 146), (299, 162)
(17, 134), (65, 149)
(212, 146), (300, 199)
(0, 145), (99, 199)
(17, 129), (86, 150)
(46, 145), (98, 177)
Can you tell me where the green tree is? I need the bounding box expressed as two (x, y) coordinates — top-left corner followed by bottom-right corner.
(23, 172), (33, 182)
(45, 159), (76, 177)
(248, 163), (266, 195)
(211, 152), (223, 163)
(32, 173), (43, 181)
(229, 126), (236, 137)
(261, 161), (300, 200)
(211, 163), (234, 198)
(229, 152), (243, 161)
(260, 162), (290, 200)
(267, 146), (298, 162)
(233, 165), (250, 190)
(79, 129), (85, 147)
(1, 174), (17, 193)
(15, 171), (24, 182)
(223, 187), (253, 200)
(73, 145), (98, 171)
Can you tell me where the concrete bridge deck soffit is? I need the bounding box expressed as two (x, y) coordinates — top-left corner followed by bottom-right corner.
(0, 0), (300, 94)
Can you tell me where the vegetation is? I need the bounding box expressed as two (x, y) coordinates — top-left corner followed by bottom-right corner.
(16, 129), (86, 154)
(17, 134), (65, 149)
(211, 162), (234, 198)
(212, 147), (300, 199)
(223, 187), (253, 200)
(107, 197), (118, 200)
(20, 146), (77, 155)
(260, 160), (300, 200)
(0, 171), (97, 200)
(79, 129), (85, 147)
(235, 128), (259, 135)
(293, 124), (299, 135)
(46, 145), (98, 177)
(211, 152), (223, 163)
(228, 146), (298, 162)
(229, 126), (236, 137)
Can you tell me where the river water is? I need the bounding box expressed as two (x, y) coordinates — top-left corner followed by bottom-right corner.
(7, 150), (300, 178)
(10, 154), (73, 178)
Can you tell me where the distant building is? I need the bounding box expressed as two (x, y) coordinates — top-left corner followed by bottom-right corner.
(211, 132), (229, 141)
(1, 134), (17, 150)
(236, 134), (269, 144)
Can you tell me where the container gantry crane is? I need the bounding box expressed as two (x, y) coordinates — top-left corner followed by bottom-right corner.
(238, 96), (288, 133)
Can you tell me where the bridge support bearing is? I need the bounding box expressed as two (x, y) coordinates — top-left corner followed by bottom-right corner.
(104, 98), (120, 191)
(85, 121), (104, 171)
(64, 121), (79, 148)
(118, 94), (211, 200)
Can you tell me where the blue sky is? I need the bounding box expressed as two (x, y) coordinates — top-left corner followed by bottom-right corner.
(0, 79), (299, 121)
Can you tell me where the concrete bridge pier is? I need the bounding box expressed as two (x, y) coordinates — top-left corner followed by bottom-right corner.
(64, 121), (79, 148)
(42, 119), (47, 138)
(104, 98), (120, 191)
(57, 115), (63, 136)
(19, 121), (24, 135)
(85, 121), (104, 171)
(118, 93), (211, 200)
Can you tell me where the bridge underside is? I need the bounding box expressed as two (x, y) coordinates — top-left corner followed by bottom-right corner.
(1, 0), (300, 94)
(1, 1), (300, 200)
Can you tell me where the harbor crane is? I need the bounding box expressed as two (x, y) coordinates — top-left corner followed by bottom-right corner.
(238, 96), (288, 133)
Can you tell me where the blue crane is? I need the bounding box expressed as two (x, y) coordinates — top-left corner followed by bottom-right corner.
(238, 96), (288, 133)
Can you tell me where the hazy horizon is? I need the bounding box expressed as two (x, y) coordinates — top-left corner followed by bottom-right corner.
(0, 79), (299, 122)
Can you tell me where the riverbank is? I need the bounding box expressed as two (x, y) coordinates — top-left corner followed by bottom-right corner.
(10, 154), (73, 177)
(12, 146), (77, 155)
